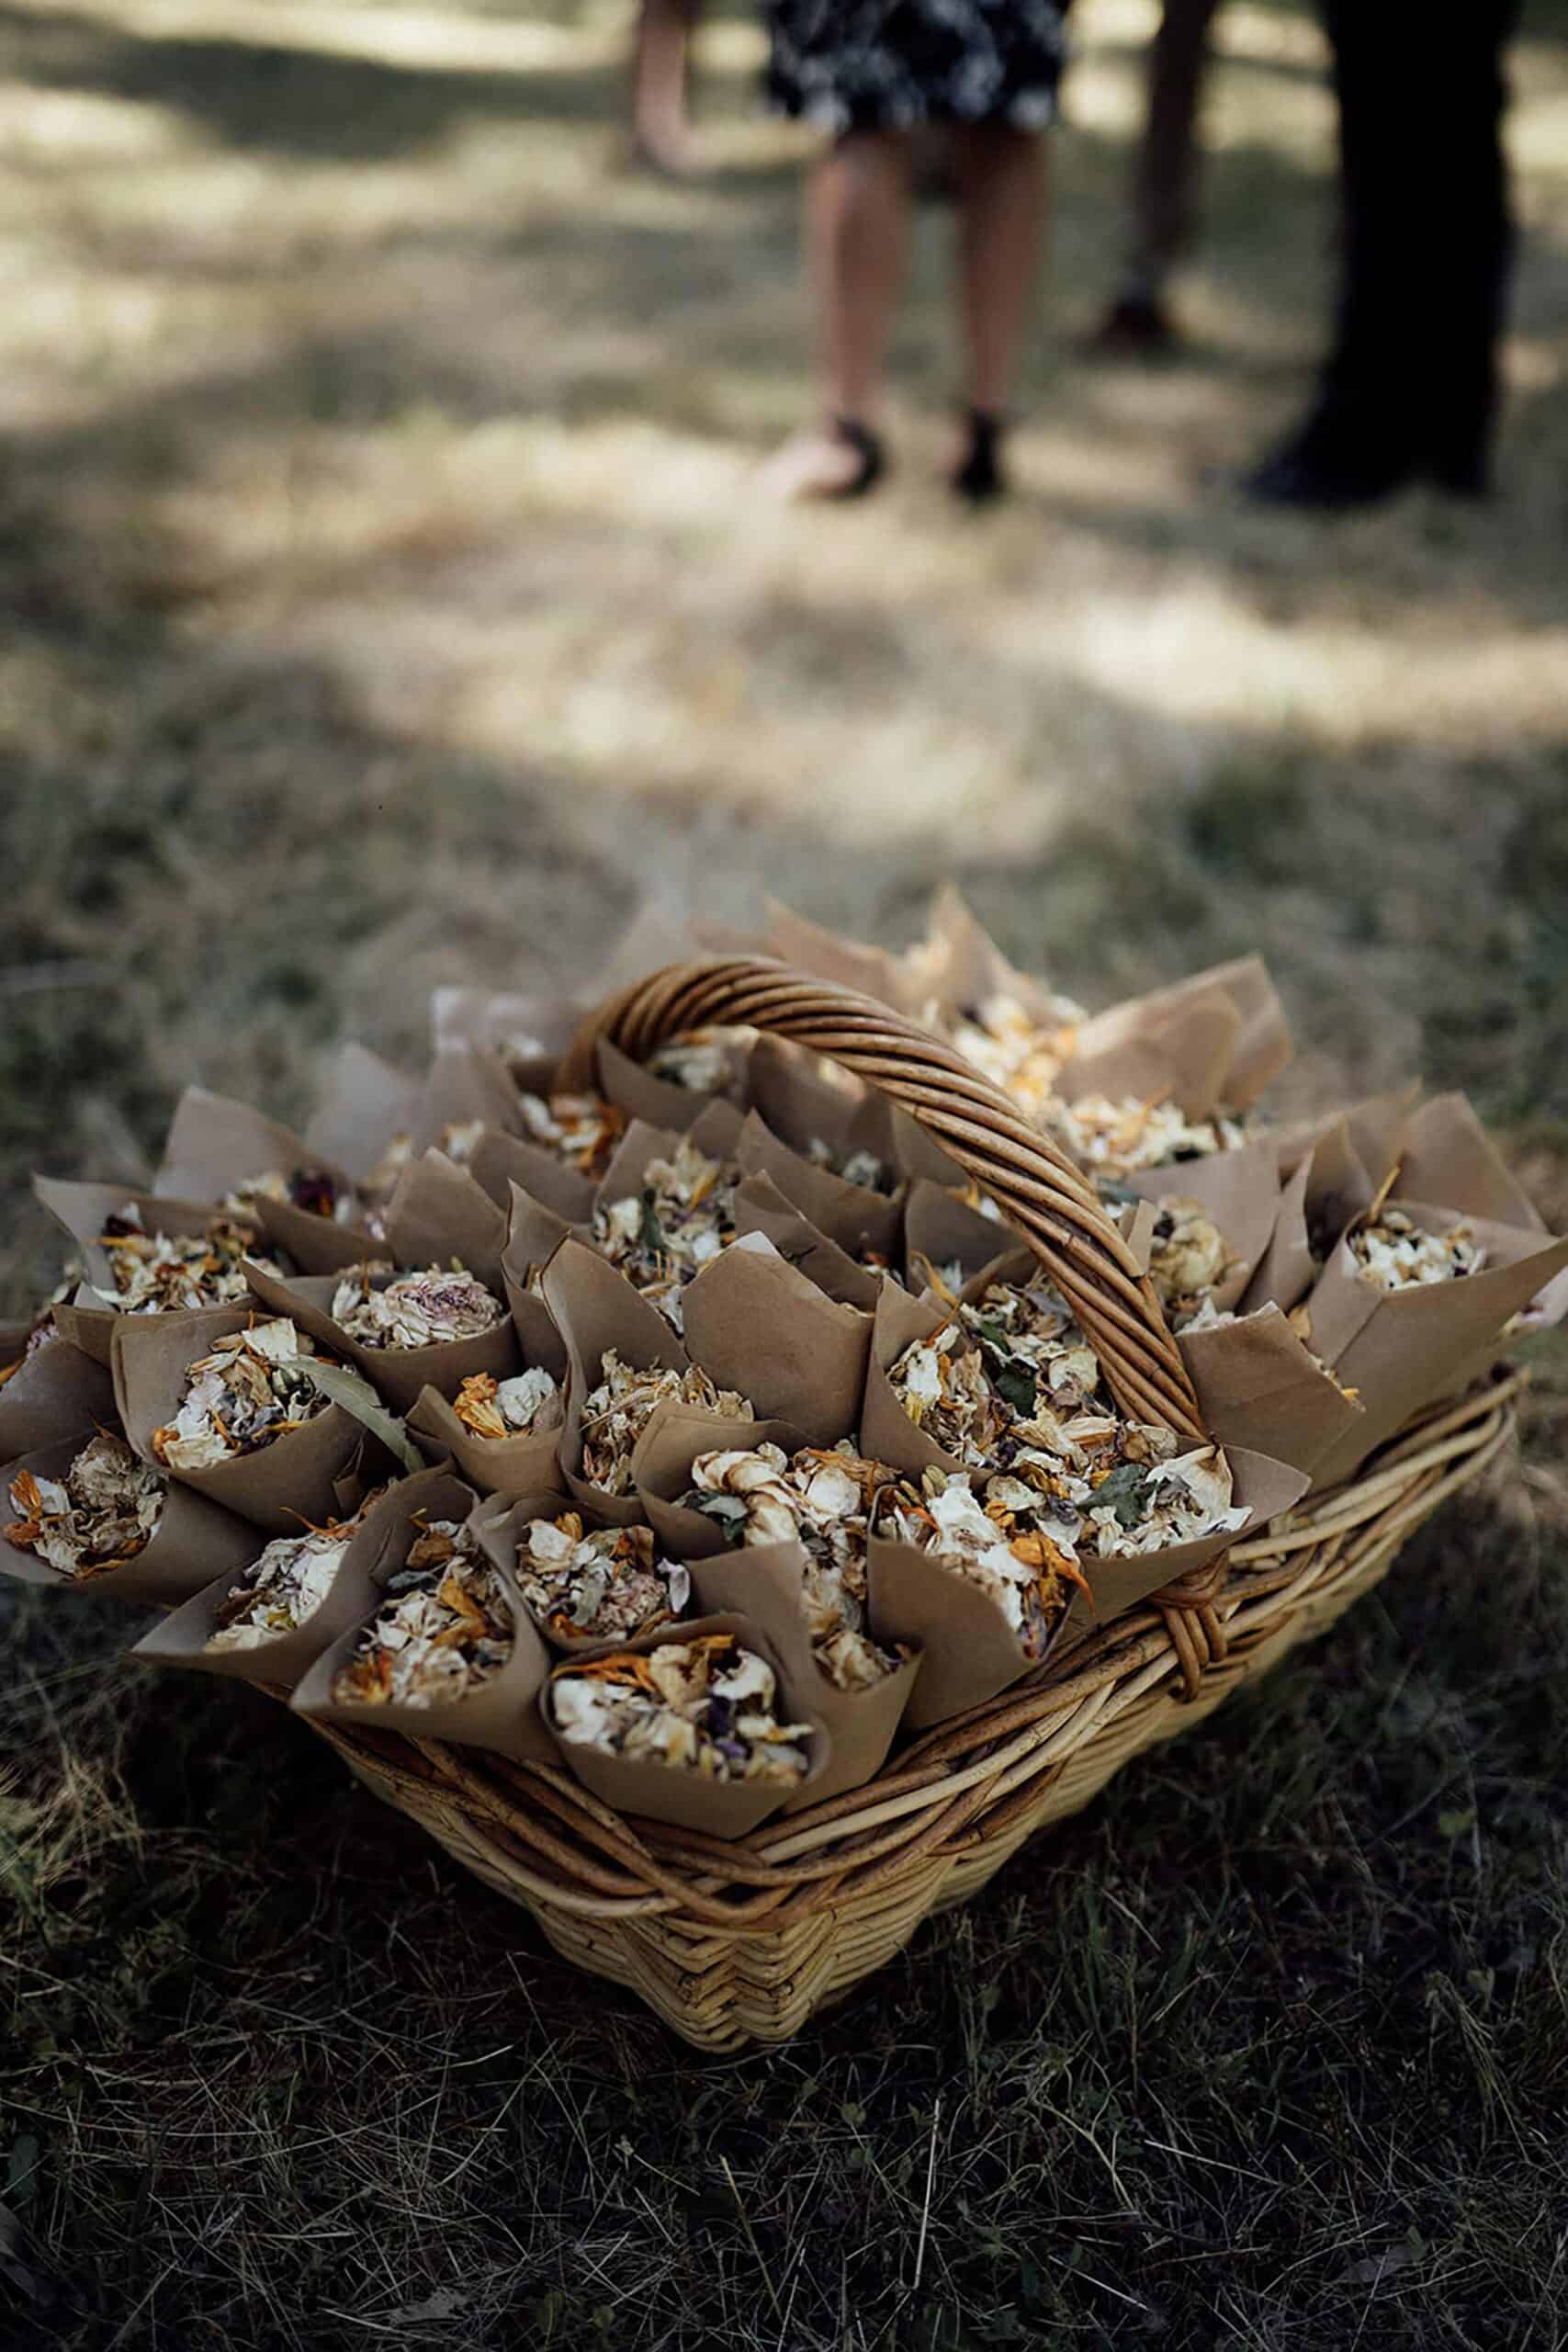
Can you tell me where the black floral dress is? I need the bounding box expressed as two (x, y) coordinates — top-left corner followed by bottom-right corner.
(765, 0), (1070, 134)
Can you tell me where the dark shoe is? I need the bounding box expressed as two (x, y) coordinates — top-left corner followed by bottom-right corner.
(1243, 404), (1415, 511)
(951, 409), (1008, 505)
(1091, 292), (1178, 360)
(761, 414), (887, 503)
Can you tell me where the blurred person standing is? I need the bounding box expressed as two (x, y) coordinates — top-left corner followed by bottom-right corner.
(1248, 0), (1522, 507)
(1094, 0), (1224, 356)
(631, 0), (705, 175)
(761, 0), (1072, 503)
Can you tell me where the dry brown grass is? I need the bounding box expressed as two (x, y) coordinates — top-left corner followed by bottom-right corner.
(4, 3), (1568, 2345)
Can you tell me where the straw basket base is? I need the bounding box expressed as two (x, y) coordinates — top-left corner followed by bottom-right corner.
(306, 1376), (1518, 2052)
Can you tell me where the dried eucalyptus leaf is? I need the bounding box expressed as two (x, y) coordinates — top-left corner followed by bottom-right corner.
(297, 1358), (423, 1476)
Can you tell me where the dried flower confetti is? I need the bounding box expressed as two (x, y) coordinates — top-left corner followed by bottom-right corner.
(592, 1139), (736, 1334)
(682, 1442), (903, 1689)
(645, 1034), (741, 1098)
(1350, 1209), (1485, 1291)
(874, 1467), (1089, 1657)
(226, 1168), (359, 1224)
(88, 1204), (282, 1316)
(513, 1512), (690, 1645)
(580, 1349), (751, 1495)
(330, 1265), (507, 1350)
(550, 1633), (812, 1783)
(887, 1322), (1005, 1466)
(331, 1518), (513, 1706)
(452, 1367), (561, 1442)
(206, 1491), (388, 1651)
(1145, 1200), (1244, 1329)
(804, 1138), (897, 1195)
(943, 991), (1083, 1122)
(5, 1432), (165, 1578)
(152, 1319), (333, 1471)
(1045, 1095), (1250, 1183)
(517, 1091), (627, 1183)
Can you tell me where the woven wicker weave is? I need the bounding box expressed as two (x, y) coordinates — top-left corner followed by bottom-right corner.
(293, 960), (1520, 2051)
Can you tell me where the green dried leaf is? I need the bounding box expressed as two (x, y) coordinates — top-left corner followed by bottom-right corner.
(297, 1358), (423, 1476)
(1092, 1462), (1153, 1531)
(677, 1489), (749, 1547)
(639, 1192), (665, 1256)
(992, 1360), (1038, 1419)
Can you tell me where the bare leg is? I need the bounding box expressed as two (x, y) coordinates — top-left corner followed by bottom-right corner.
(764, 131), (911, 499)
(1098, 0), (1224, 350)
(953, 123), (1047, 416)
(631, 0), (700, 175)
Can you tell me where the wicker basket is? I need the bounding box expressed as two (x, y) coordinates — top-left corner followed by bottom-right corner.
(293, 960), (1521, 2051)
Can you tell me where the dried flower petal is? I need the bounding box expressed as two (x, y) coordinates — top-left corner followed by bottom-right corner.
(5, 1432), (164, 1577)
(1350, 1208), (1485, 1291)
(330, 1265), (507, 1350)
(331, 1518), (513, 1706)
(514, 1513), (690, 1644)
(152, 1318), (332, 1469)
(580, 1349), (750, 1495)
(550, 1632), (811, 1782)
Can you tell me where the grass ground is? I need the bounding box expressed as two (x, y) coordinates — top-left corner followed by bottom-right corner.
(3, 0), (1568, 2343)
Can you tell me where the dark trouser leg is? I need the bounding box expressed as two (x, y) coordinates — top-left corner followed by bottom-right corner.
(1255, 0), (1518, 502)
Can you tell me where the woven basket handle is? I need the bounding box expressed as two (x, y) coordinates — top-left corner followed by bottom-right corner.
(559, 956), (1205, 1438)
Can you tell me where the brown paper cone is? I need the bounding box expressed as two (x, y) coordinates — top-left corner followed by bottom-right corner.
(541, 1610), (830, 1838)
(465, 1127), (598, 1227)
(860, 1283), (985, 1484)
(1397, 1093), (1546, 1233)
(130, 1472), (415, 1685)
(382, 1149), (509, 1292)
(406, 1376), (567, 1499)
(736, 1114), (903, 1265)
(1057, 1445), (1308, 1637)
(1065, 956), (1292, 1114)
(291, 1467), (555, 1762)
(686, 1544), (921, 1811)
(732, 1172), (885, 1313)
(469, 1487), (692, 1655)
(304, 1042), (423, 1187)
(152, 1087), (354, 1223)
(410, 1047), (525, 1159)
(1058, 989), (1245, 1122)
(111, 1303), (374, 1533)
(1302, 1206), (1568, 1488)
(865, 1533), (1043, 1730)
(2, 1427), (261, 1603)
(540, 1237), (691, 1525)
(0, 1331), (117, 1464)
(902, 1180), (1014, 1293)
(32, 1179), (257, 1365)
(596, 1035), (750, 1134)
(243, 1260), (520, 1419)
(762, 899), (928, 1016)
(681, 1235), (872, 1448)
(1122, 1136), (1283, 1313)
(1178, 1305), (1366, 1481)
(631, 1409), (813, 1559)
(1242, 1117), (1381, 1317)
(431, 986), (590, 1071)
(918, 884), (1082, 1035)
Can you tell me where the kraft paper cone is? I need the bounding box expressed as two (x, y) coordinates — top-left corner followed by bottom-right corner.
(33, 1179), (267, 1367)
(592, 1115), (728, 1218)
(130, 1473), (411, 1685)
(243, 1261), (520, 1420)
(470, 1487), (690, 1655)
(631, 1408), (814, 1560)
(431, 986), (589, 1075)
(382, 1149), (509, 1292)
(902, 1179), (1014, 1294)
(735, 1114), (903, 1265)
(860, 1282), (986, 1485)
(465, 1126), (599, 1227)
(872, 1445), (1306, 1730)
(541, 1610), (830, 1838)
(304, 1043), (423, 1188)
(1397, 1093), (1546, 1234)
(1057, 989), (1245, 1123)
(887, 1110), (976, 1192)
(1242, 1118), (1380, 1317)
(746, 1035), (901, 1171)
(410, 1047), (525, 1159)
(112, 1303), (377, 1533)
(1, 1427), (259, 1603)
(1178, 1305), (1366, 1481)
(732, 1171), (885, 1313)
(152, 1089), (362, 1261)
(1301, 1206), (1568, 1489)
(0, 1329), (116, 1464)
(291, 1468), (555, 1763)
(762, 899), (929, 1016)
(500, 1182), (577, 1366)
(919, 885), (1084, 1035)
(596, 1035), (750, 1136)
(540, 1237), (690, 1525)
(406, 1370), (567, 1499)
(1280, 1090), (1414, 1187)
(1122, 1136), (1283, 1313)
(681, 1234), (872, 1448)
(686, 1544), (921, 1811)
(1065, 956), (1292, 1114)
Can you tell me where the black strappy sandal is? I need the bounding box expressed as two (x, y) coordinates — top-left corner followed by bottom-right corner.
(951, 408), (1009, 505)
